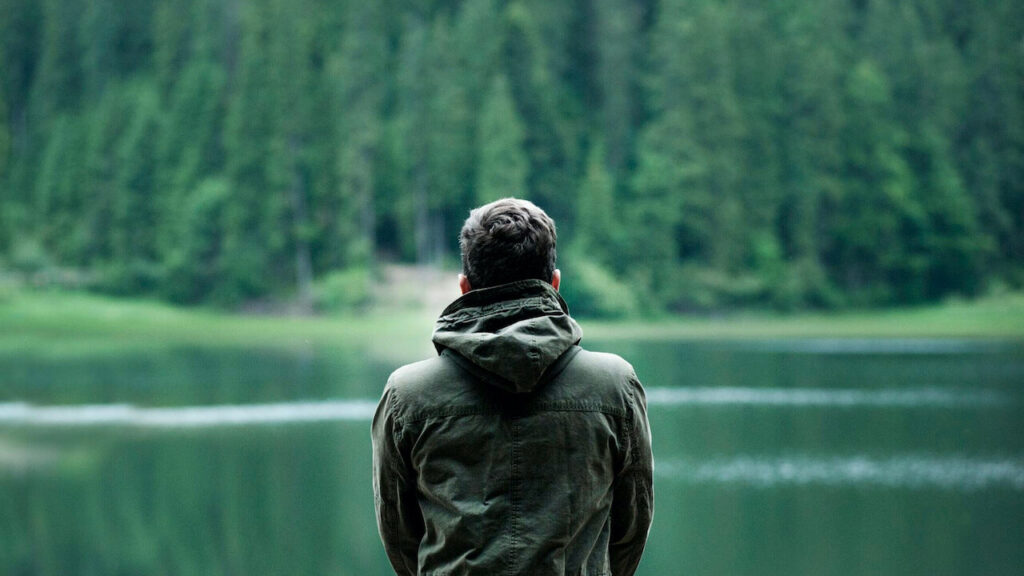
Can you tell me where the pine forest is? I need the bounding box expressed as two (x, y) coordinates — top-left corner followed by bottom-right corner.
(0, 0), (1021, 315)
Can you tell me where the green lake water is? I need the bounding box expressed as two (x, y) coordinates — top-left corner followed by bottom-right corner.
(1, 338), (1023, 575)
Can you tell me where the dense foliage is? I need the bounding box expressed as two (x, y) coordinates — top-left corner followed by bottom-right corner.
(0, 0), (1021, 314)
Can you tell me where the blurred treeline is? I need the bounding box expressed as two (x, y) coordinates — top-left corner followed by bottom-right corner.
(0, 0), (1021, 315)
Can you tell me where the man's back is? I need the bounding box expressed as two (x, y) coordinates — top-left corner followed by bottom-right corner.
(373, 280), (653, 576)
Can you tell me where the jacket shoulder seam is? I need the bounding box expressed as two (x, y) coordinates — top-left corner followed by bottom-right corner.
(402, 401), (627, 424)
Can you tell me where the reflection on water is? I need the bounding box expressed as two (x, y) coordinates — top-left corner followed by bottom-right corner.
(656, 455), (1024, 491)
(0, 400), (378, 428)
(1, 340), (1022, 576)
(645, 386), (1011, 407)
(714, 338), (1014, 354)
(0, 384), (1011, 429)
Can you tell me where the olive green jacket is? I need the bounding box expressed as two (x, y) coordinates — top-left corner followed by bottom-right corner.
(372, 280), (653, 576)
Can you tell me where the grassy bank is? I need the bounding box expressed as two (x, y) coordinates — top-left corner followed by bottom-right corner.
(2, 290), (1023, 357)
(0, 290), (439, 359)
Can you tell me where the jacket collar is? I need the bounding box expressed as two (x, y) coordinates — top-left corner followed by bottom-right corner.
(432, 279), (582, 393)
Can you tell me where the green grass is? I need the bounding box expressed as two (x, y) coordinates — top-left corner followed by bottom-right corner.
(0, 290), (438, 359)
(2, 290), (1022, 358)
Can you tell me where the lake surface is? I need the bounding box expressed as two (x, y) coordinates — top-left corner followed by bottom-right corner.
(1, 337), (1023, 575)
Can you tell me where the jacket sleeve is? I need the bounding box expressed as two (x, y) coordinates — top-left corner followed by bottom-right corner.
(371, 383), (424, 576)
(609, 374), (654, 576)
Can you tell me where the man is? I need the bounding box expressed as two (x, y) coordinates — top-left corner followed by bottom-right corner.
(372, 197), (653, 576)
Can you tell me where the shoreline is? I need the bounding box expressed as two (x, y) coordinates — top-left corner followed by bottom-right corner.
(2, 290), (1023, 355)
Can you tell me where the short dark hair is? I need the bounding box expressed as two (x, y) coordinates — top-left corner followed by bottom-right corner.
(459, 198), (557, 290)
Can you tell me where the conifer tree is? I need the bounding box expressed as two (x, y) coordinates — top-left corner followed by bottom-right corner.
(34, 115), (88, 262)
(502, 2), (574, 222)
(476, 75), (529, 205)
(79, 86), (135, 266)
(828, 60), (918, 304)
(0, 80), (9, 188)
(333, 1), (387, 267)
(221, 0), (281, 302)
(576, 140), (616, 261)
(32, 0), (84, 118)
(110, 85), (161, 292)
(594, 0), (642, 178)
(425, 16), (474, 256)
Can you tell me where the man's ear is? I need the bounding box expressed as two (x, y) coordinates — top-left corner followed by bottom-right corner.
(459, 274), (472, 295)
(551, 269), (561, 292)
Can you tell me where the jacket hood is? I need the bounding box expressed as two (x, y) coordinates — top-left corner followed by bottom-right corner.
(432, 279), (583, 393)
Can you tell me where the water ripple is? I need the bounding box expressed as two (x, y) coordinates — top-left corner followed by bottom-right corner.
(645, 386), (1011, 408)
(0, 384), (1014, 429)
(655, 455), (1024, 491)
(719, 338), (1015, 355)
(0, 400), (378, 428)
